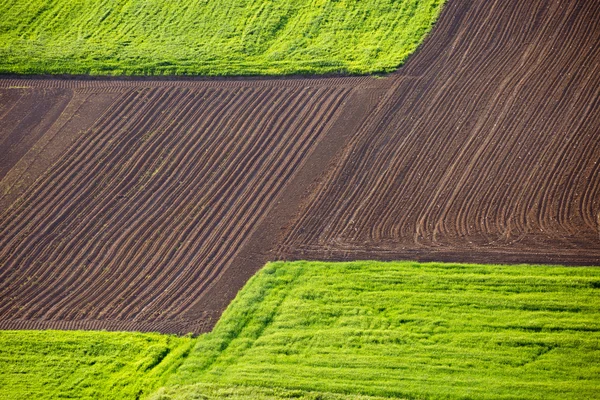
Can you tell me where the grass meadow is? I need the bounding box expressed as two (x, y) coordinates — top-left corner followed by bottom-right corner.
(2, 261), (599, 399)
(0, 0), (444, 76)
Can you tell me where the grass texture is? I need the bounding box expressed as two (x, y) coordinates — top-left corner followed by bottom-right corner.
(153, 261), (600, 400)
(0, 0), (444, 76)
(0, 330), (194, 399)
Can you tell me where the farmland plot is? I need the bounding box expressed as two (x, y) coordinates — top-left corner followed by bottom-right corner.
(0, 0), (599, 335)
(0, 0), (444, 76)
(153, 261), (600, 400)
(0, 77), (383, 334)
(279, 0), (600, 266)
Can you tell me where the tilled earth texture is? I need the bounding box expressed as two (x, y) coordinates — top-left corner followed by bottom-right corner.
(1, 0), (599, 334)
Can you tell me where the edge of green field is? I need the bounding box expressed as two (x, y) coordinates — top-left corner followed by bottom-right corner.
(151, 260), (600, 400)
(0, 0), (445, 76)
(2, 261), (599, 400)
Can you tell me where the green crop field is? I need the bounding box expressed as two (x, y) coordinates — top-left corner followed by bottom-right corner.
(0, 0), (444, 76)
(2, 261), (599, 400)
(0, 330), (193, 399)
(155, 261), (600, 400)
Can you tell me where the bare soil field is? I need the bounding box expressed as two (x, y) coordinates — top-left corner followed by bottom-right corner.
(279, 0), (600, 266)
(0, 77), (385, 333)
(0, 0), (599, 334)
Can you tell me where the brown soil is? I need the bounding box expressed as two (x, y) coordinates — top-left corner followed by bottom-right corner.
(0, 78), (384, 333)
(0, 0), (598, 334)
(279, 0), (600, 267)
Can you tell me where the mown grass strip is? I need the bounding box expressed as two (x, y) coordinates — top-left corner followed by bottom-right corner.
(0, 0), (444, 76)
(155, 261), (600, 400)
(0, 330), (194, 399)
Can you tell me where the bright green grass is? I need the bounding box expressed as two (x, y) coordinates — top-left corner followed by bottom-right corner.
(0, 330), (194, 399)
(153, 261), (600, 400)
(0, 0), (444, 76)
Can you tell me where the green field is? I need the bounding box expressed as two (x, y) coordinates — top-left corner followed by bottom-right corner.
(0, 330), (193, 399)
(2, 261), (599, 400)
(0, 0), (444, 76)
(156, 261), (600, 400)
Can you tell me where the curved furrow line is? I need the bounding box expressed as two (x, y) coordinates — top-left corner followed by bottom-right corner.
(372, 21), (537, 242)
(374, 94), (489, 243)
(0, 89), (192, 317)
(444, 31), (581, 245)
(311, 84), (421, 244)
(16, 89), (209, 319)
(149, 88), (350, 319)
(373, 89), (486, 242)
(440, 0), (596, 247)
(371, 94), (474, 241)
(552, 129), (600, 236)
(477, 53), (599, 242)
(408, 41), (540, 242)
(416, 14), (556, 243)
(499, 57), (599, 239)
(41, 88), (266, 319)
(535, 135), (593, 238)
(277, 80), (406, 249)
(515, 4), (600, 236)
(436, 36), (596, 244)
(334, 81), (450, 242)
(552, 79), (600, 233)
(580, 155), (600, 234)
(415, 6), (568, 245)
(450, 76), (562, 242)
(59, 86), (296, 320)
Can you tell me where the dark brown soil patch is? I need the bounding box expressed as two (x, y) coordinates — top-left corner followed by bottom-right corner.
(0, 78), (384, 334)
(279, 0), (600, 267)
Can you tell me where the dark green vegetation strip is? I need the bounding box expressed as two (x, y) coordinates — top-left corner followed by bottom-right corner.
(0, 0), (444, 76)
(0, 330), (194, 399)
(154, 261), (600, 400)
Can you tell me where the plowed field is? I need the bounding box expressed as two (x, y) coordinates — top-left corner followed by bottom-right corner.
(1, 0), (599, 334)
(280, 0), (600, 266)
(0, 77), (385, 333)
